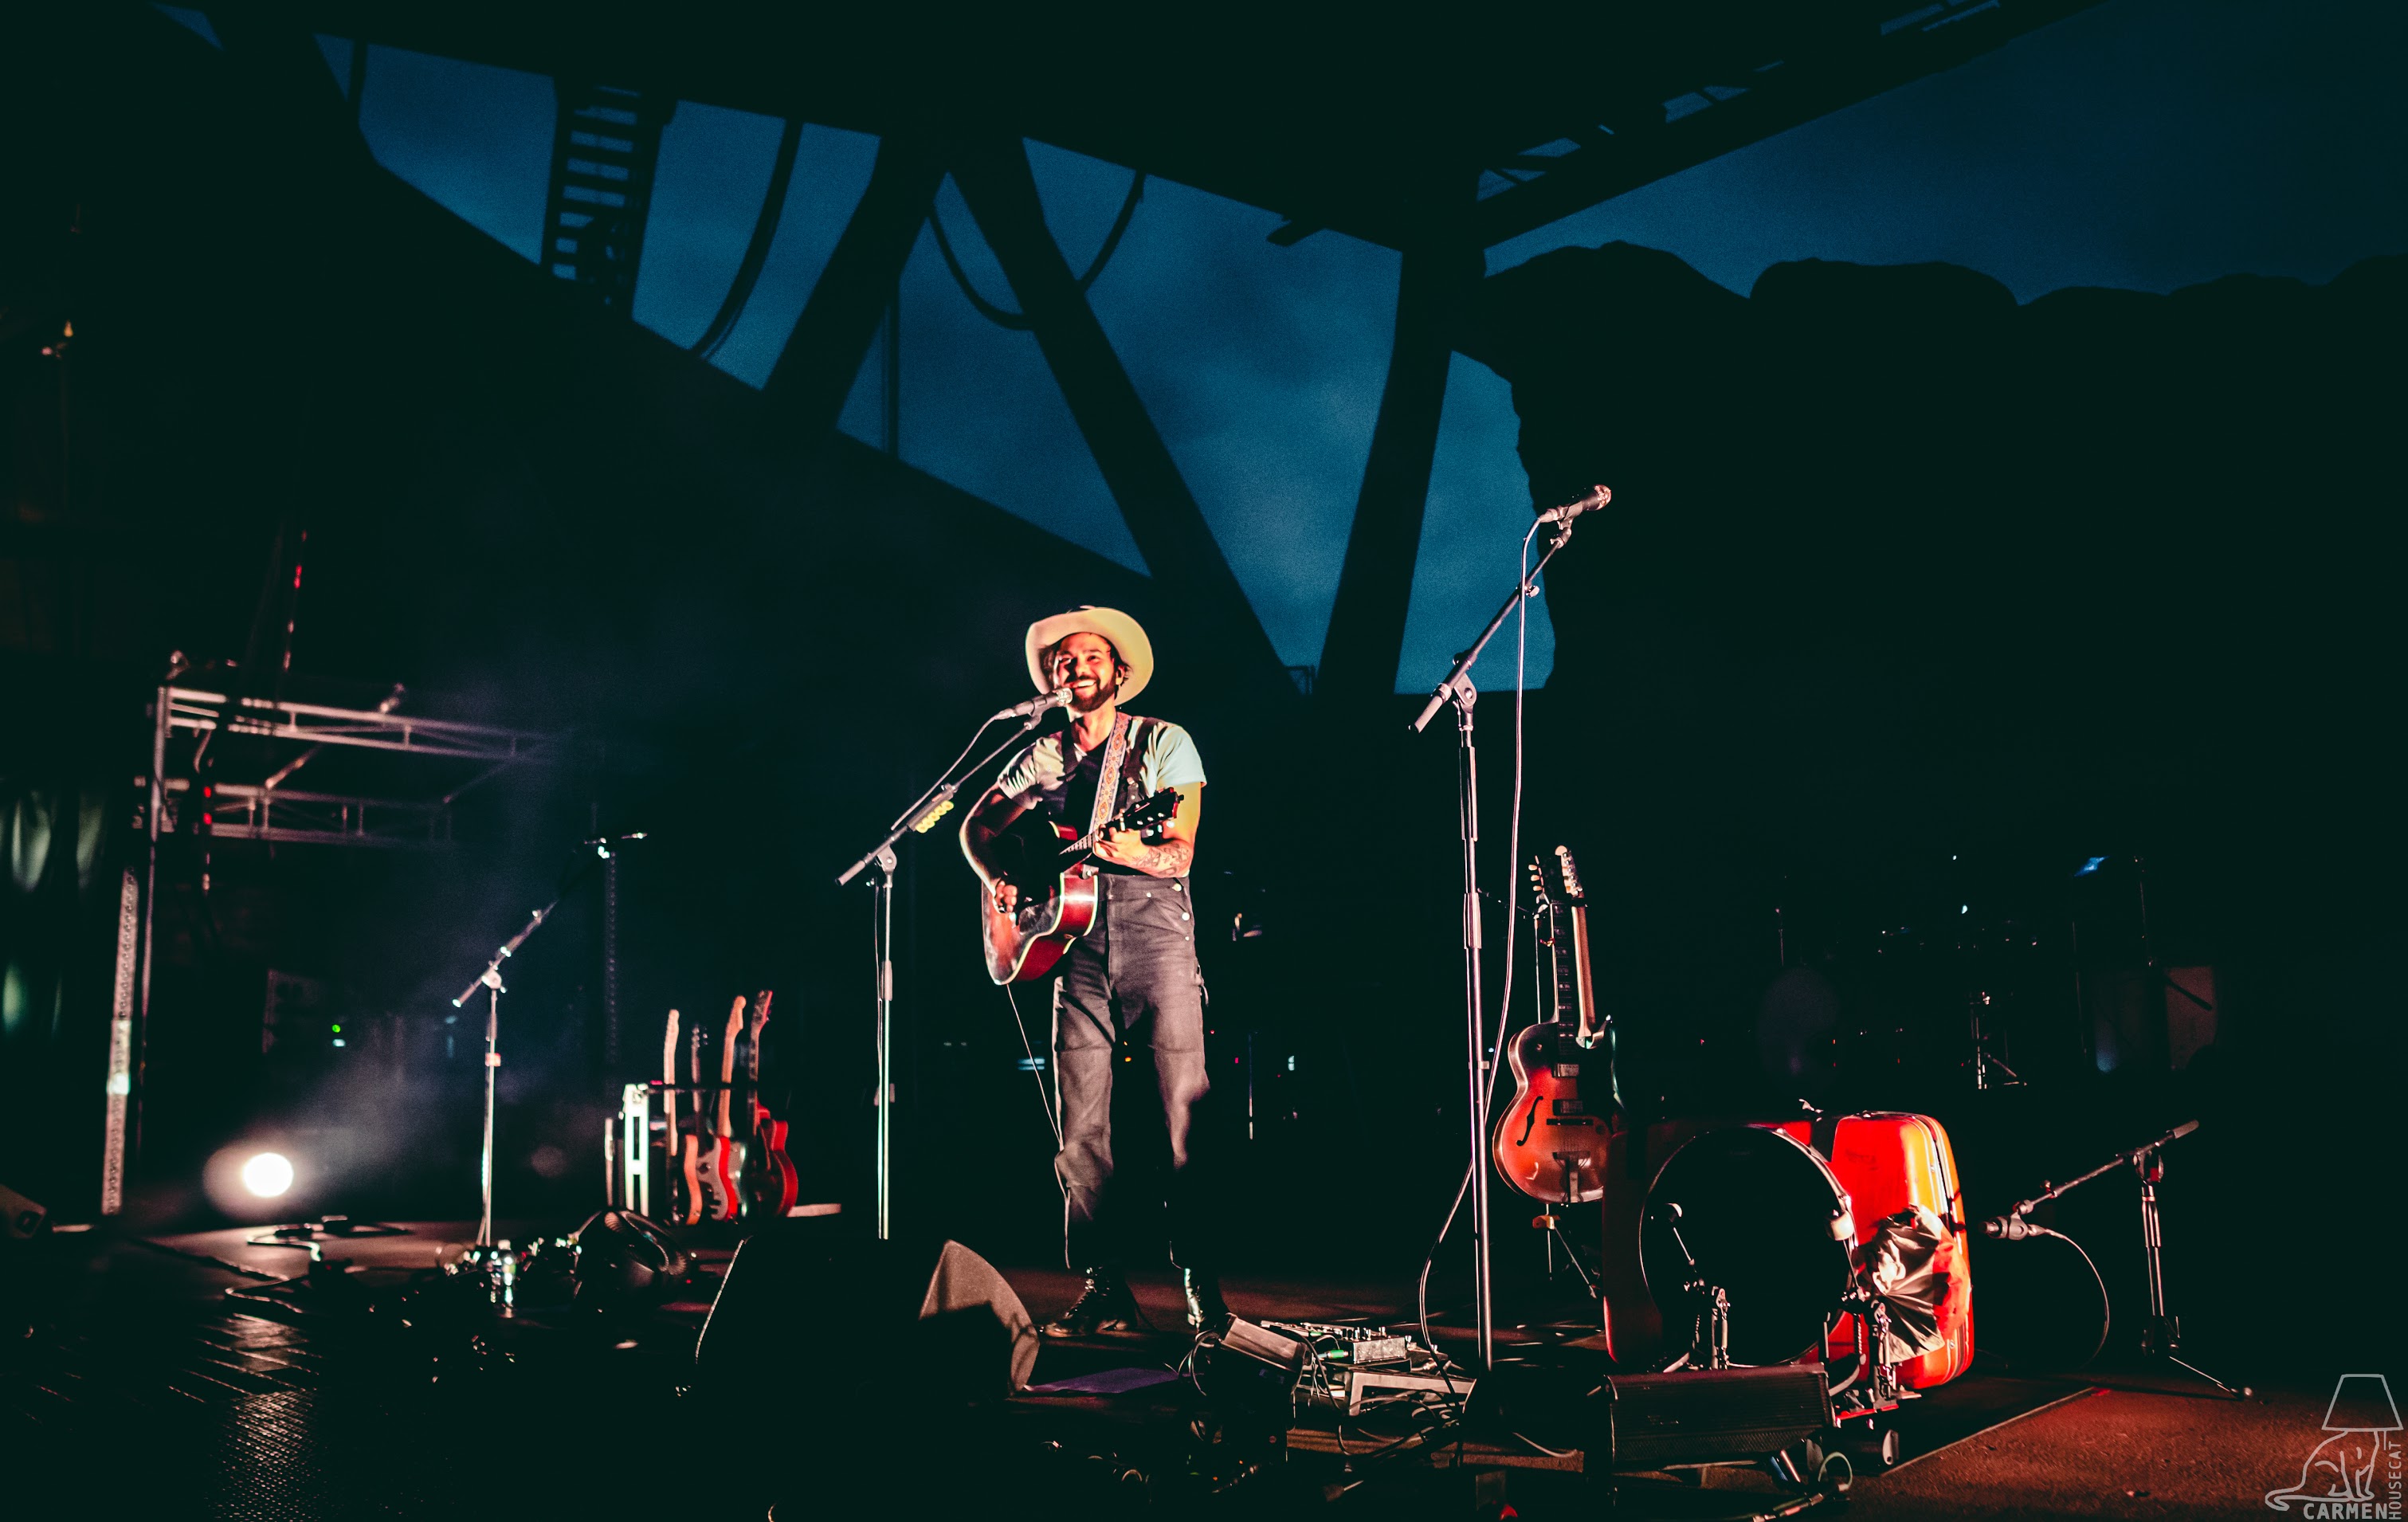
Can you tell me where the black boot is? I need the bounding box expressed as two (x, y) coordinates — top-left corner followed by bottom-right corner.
(1042, 1265), (1141, 1337)
(1182, 1267), (1229, 1331)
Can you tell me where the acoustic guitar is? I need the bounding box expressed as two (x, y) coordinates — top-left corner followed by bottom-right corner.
(739, 989), (799, 1219)
(1492, 846), (1623, 1206)
(978, 788), (1181, 984)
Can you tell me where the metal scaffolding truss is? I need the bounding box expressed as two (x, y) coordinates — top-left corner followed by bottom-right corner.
(156, 685), (568, 849)
(102, 680), (575, 1214)
(159, 781), (453, 849)
(164, 688), (560, 763)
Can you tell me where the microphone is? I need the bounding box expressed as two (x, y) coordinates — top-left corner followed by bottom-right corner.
(1537, 484), (1612, 525)
(997, 687), (1073, 720)
(1982, 1213), (2034, 1241)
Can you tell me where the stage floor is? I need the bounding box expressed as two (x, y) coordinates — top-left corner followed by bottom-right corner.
(0, 1220), (2335, 1520)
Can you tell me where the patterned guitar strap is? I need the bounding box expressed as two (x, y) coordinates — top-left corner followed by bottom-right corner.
(1084, 712), (1135, 841)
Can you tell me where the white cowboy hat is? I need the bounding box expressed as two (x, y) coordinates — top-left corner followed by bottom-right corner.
(1024, 606), (1154, 705)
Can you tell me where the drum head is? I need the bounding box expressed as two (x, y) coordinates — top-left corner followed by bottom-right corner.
(1641, 1125), (1856, 1365)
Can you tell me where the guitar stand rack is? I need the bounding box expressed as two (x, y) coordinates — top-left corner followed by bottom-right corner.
(1531, 1154), (1603, 1303)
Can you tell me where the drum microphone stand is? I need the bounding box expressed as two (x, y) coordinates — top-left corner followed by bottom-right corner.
(445, 831), (644, 1311)
(1409, 486), (1605, 1372)
(837, 701), (1063, 1242)
(1985, 1118), (2249, 1398)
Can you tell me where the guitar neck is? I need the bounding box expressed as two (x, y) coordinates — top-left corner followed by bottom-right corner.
(1560, 903), (1600, 1041)
(1061, 816), (1122, 860)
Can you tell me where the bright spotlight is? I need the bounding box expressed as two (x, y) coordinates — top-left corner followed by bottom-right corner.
(240, 1152), (295, 1198)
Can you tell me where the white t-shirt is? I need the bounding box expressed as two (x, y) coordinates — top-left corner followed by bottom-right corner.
(995, 716), (1206, 821)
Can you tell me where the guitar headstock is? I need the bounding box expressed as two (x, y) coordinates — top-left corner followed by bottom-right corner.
(1116, 788), (1181, 840)
(1528, 856), (1554, 910)
(1553, 845), (1587, 904)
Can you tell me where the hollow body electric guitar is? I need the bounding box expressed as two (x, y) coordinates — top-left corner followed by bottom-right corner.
(980, 788), (1182, 984)
(1493, 846), (1625, 1206)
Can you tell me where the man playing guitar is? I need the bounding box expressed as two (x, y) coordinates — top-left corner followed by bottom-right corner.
(960, 606), (1222, 1335)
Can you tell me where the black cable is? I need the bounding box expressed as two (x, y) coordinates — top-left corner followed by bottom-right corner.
(928, 169), (1147, 330)
(692, 116), (803, 360)
(1001, 983), (1067, 1162)
(2030, 1225), (2114, 1368)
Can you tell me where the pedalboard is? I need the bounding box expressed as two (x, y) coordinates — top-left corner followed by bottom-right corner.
(1261, 1320), (1413, 1369)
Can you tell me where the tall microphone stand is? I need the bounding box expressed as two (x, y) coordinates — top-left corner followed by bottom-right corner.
(445, 832), (642, 1308)
(1409, 494), (1594, 1371)
(837, 705), (1060, 1241)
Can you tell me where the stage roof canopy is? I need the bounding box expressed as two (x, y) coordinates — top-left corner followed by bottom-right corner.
(249, 1), (2101, 249)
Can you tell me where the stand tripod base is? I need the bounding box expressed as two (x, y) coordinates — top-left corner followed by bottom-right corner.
(447, 1238), (567, 1317)
(2139, 1317), (2252, 1399)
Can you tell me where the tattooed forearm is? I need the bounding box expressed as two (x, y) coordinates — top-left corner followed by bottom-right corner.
(1131, 837), (1194, 877)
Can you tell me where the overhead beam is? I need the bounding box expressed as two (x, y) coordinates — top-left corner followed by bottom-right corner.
(1317, 240), (1482, 701)
(949, 135), (1292, 705)
(1471, 0), (2106, 249)
(763, 135), (943, 449)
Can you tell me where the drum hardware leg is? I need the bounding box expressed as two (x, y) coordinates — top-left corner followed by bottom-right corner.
(1698, 1285), (1732, 1371)
(1820, 1313), (1864, 1400)
(1967, 989), (2025, 1091)
(1655, 1201), (1735, 1371)
(1865, 1301), (1900, 1406)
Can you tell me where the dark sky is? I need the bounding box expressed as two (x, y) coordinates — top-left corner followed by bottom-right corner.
(163, 2), (2407, 691)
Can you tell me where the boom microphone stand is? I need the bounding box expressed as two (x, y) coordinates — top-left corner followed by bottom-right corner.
(1409, 485), (1604, 1371)
(446, 832), (643, 1306)
(837, 704), (1062, 1241)
(1985, 1118), (2249, 1398)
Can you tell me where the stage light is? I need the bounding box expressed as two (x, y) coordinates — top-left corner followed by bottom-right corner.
(240, 1151), (295, 1198)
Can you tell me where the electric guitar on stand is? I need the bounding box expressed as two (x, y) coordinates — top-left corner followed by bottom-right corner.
(1493, 846), (1624, 1204)
(978, 788), (1182, 983)
(692, 995), (744, 1222)
(663, 1008), (702, 1227)
(740, 989), (799, 1219)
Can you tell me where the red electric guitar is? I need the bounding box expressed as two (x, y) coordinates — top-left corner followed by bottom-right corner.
(692, 995), (744, 1222)
(1492, 846), (1623, 1206)
(978, 788), (1182, 984)
(739, 989), (799, 1219)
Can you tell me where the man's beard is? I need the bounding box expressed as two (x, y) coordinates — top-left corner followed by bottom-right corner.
(1067, 677), (1119, 714)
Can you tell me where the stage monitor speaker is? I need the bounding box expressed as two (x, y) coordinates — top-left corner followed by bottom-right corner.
(694, 1218), (1037, 1415)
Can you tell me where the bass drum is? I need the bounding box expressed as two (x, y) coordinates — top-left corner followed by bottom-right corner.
(1640, 1125), (1856, 1367)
